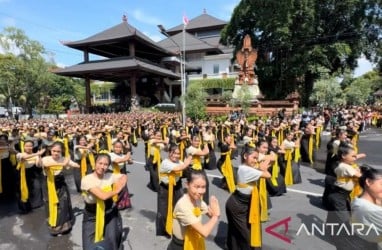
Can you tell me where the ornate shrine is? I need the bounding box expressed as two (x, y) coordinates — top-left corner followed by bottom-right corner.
(232, 34), (262, 101)
(205, 35), (300, 116)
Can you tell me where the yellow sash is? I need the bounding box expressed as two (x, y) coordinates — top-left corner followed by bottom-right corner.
(337, 163), (362, 201)
(16, 161), (29, 202)
(80, 151), (95, 177)
(10, 153), (17, 166)
(161, 125), (168, 140)
(220, 151), (235, 193)
(138, 126), (141, 138)
(152, 146), (161, 183)
(352, 134), (359, 154)
(95, 185), (113, 243)
(183, 207), (206, 250)
(284, 149), (293, 186)
(191, 155), (202, 170)
(270, 155), (279, 187)
(113, 162), (121, 174)
(350, 177), (361, 200)
(106, 132), (112, 152)
(259, 178), (268, 222)
(237, 182), (262, 247)
(80, 153), (87, 178)
(337, 176), (361, 200)
(132, 132), (137, 145)
(147, 142), (151, 158)
(278, 129), (284, 145)
(63, 137), (70, 157)
(179, 141), (186, 161)
(161, 171), (182, 235)
(152, 146), (161, 165)
(315, 126), (321, 149)
(294, 147), (301, 163)
(372, 116), (377, 126)
(95, 140), (99, 153)
(46, 165), (63, 227)
(308, 134), (314, 165)
(89, 153), (95, 170)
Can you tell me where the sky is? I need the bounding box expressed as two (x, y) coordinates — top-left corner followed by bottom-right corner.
(0, 0), (374, 76)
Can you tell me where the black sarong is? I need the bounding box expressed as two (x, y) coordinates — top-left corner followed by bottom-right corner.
(226, 191), (259, 250)
(82, 202), (122, 250)
(156, 180), (183, 236)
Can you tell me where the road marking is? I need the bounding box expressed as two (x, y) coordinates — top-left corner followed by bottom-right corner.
(287, 188), (322, 197)
(206, 173), (223, 178)
(134, 160), (145, 165)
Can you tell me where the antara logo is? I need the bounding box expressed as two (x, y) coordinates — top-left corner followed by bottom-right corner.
(265, 217), (292, 244)
(265, 217), (380, 244)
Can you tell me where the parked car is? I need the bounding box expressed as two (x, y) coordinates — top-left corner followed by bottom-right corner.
(152, 103), (177, 112)
(0, 107), (6, 117)
(10, 106), (23, 114)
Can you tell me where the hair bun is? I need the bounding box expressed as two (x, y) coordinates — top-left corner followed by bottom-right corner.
(360, 164), (372, 174)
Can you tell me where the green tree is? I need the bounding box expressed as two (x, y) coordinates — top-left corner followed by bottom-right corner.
(221, 0), (382, 106)
(184, 83), (207, 120)
(0, 27), (86, 115)
(235, 83), (252, 115)
(0, 54), (25, 108)
(44, 95), (66, 118)
(0, 27), (51, 116)
(343, 70), (382, 105)
(310, 78), (345, 107)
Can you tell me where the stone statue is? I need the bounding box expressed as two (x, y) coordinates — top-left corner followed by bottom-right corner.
(235, 35), (257, 84)
(232, 34), (262, 100)
(130, 95), (140, 111)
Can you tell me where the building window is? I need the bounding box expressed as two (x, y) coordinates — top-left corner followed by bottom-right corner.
(213, 64), (219, 74)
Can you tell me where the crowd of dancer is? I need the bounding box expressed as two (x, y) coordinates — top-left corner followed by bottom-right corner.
(0, 106), (381, 249)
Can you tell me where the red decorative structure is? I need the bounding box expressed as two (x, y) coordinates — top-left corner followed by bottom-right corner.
(206, 35), (300, 116)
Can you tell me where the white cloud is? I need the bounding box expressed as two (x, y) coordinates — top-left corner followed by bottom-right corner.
(131, 9), (163, 26)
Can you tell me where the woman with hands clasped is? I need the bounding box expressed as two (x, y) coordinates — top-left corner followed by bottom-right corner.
(156, 144), (192, 237)
(72, 135), (95, 193)
(109, 140), (133, 210)
(167, 169), (220, 250)
(325, 145), (362, 249)
(16, 141), (46, 213)
(81, 154), (127, 250)
(226, 145), (272, 250)
(41, 141), (80, 236)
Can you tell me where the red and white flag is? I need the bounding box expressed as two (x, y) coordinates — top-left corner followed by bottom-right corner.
(183, 14), (189, 26)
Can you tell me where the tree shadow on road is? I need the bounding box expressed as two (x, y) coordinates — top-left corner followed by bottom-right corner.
(295, 213), (336, 249)
(0, 198), (19, 219)
(307, 178), (325, 188)
(306, 194), (326, 210)
(139, 209), (156, 222)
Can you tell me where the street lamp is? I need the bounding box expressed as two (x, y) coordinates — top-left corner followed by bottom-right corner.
(157, 24), (186, 128)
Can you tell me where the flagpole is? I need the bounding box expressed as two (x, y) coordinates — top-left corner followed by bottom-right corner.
(182, 21), (186, 128)
(179, 39), (184, 127)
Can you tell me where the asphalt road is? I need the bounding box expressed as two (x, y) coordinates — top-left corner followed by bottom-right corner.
(1, 127), (381, 250)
